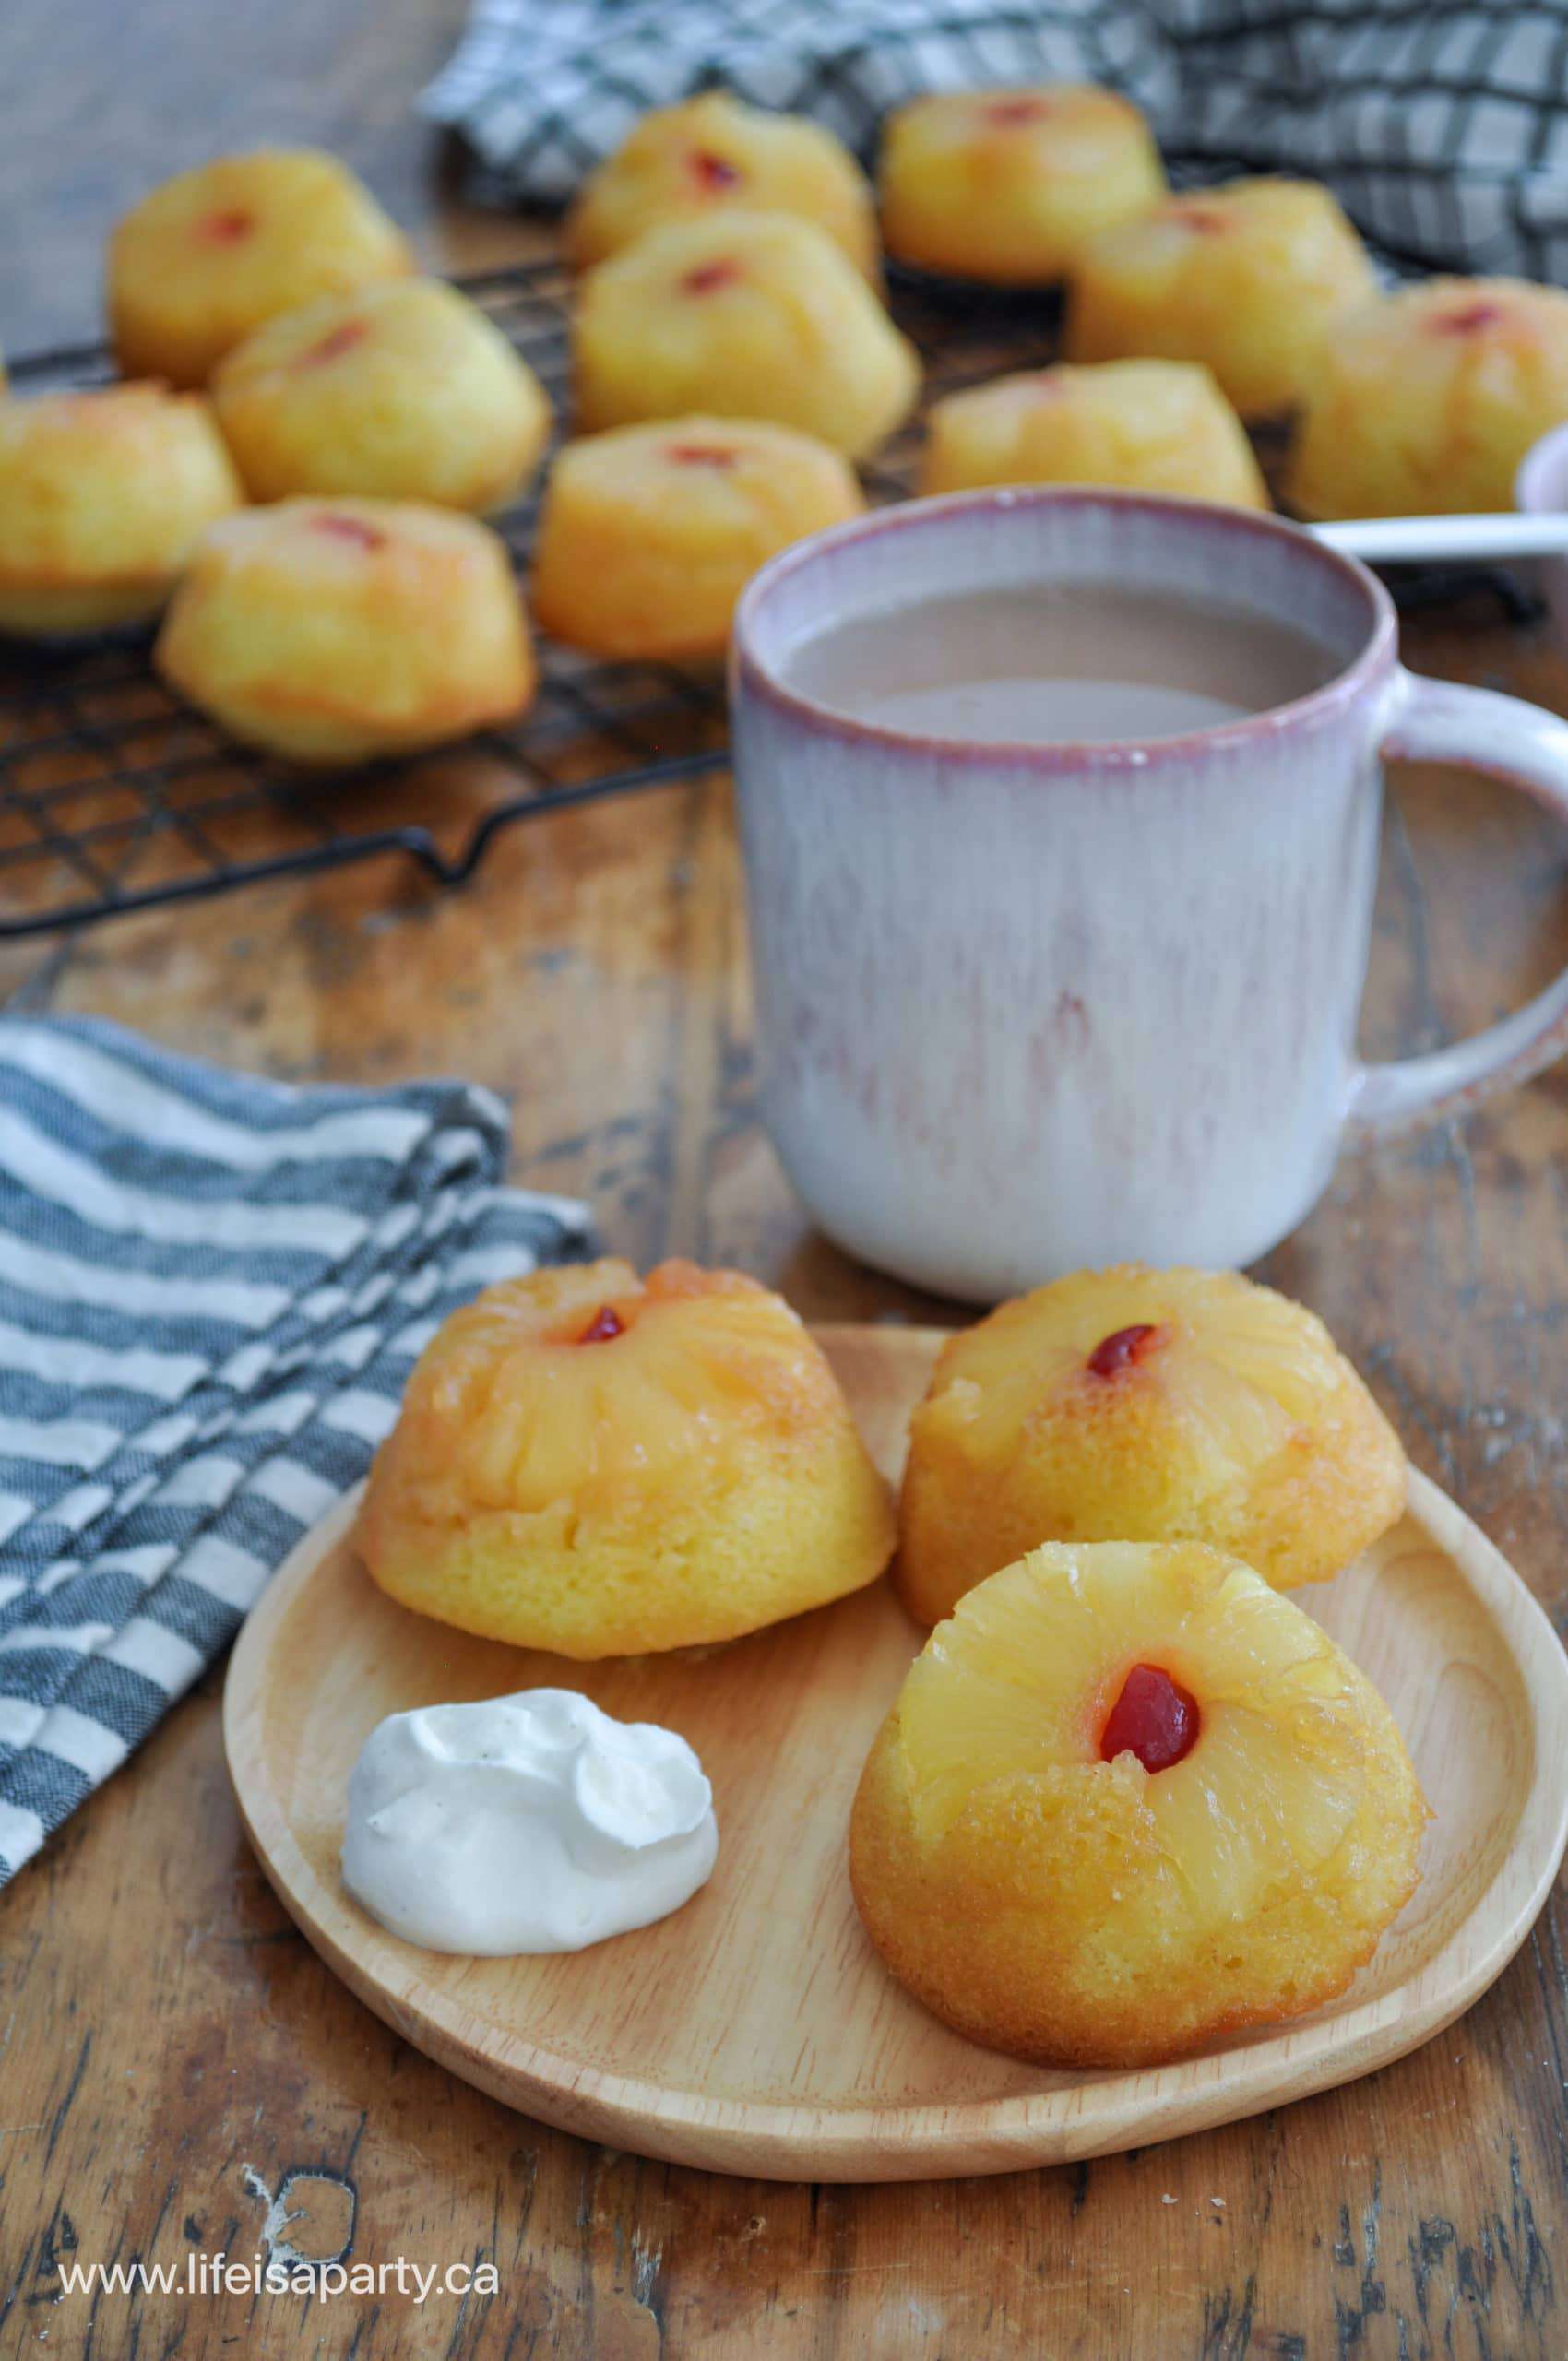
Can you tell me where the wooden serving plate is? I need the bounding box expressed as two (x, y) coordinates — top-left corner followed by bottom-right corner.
(224, 1324), (1568, 2182)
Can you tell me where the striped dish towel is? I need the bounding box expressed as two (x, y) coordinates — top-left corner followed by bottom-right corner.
(0, 1017), (592, 1886)
(424, 0), (1568, 282)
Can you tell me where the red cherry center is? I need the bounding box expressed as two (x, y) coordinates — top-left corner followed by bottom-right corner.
(984, 97), (1052, 126)
(313, 516), (385, 552)
(1436, 300), (1503, 336)
(576, 1304), (625, 1344)
(690, 149), (742, 191)
(1178, 206), (1229, 235)
(682, 258), (741, 296)
(1099, 1664), (1200, 1773)
(1086, 1323), (1162, 1379)
(667, 442), (736, 468)
(303, 321), (369, 366)
(197, 209), (254, 243)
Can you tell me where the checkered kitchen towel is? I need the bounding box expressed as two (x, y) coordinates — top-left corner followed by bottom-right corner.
(0, 1018), (592, 1885)
(424, 0), (1568, 282)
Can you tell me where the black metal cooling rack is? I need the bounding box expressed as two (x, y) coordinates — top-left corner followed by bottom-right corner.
(0, 259), (1070, 942)
(0, 257), (1535, 942)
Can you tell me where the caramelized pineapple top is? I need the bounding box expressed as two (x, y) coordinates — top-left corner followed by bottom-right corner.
(896, 1540), (1424, 1929)
(386, 1257), (846, 1516)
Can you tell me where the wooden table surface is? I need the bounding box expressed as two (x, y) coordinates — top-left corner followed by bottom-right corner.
(4, 6), (1568, 2355)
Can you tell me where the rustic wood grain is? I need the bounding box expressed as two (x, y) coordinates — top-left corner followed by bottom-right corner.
(3, 4), (1568, 2353)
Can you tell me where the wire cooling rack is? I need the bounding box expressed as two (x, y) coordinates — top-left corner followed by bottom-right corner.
(0, 257), (1535, 942)
(0, 259), (1075, 942)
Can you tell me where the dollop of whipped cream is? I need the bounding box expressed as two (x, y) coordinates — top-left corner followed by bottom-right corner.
(341, 1689), (718, 1954)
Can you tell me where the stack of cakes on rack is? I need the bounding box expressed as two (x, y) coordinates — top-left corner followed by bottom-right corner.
(0, 146), (548, 763)
(6, 88), (1559, 761)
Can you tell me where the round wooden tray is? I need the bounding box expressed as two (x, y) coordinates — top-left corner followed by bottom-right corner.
(223, 1323), (1568, 2182)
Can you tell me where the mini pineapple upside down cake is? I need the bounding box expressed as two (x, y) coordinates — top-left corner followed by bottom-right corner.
(358, 1259), (896, 1658)
(850, 1540), (1428, 2067)
(532, 416), (864, 662)
(108, 148), (412, 388)
(897, 1264), (1406, 1626)
(571, 210), (920, 459)
(564, 90), (880, 281)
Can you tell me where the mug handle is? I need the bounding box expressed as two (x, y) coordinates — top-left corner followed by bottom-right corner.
(1347, 667), (1568, 1135)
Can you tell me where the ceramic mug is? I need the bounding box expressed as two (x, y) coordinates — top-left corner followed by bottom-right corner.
(730, 489), (1568, 1301)
(1516, 422), (1568, 656)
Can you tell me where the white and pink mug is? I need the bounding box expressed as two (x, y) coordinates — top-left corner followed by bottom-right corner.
(730, 489), (1568, 1301)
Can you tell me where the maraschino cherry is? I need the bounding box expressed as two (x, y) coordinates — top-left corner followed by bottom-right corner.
(682, 257), (742, 296)
(1099, 1664), (1200, 1772)
(689, 150), (742, 191)
(313, 515), (384, 552)
(1086, 1323), (1162, 1379)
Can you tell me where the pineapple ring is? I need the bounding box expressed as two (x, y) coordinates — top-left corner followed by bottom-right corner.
(850, 1540), (1428, 2067)
(897, 1264), (1407, 1625)
(358, 1258), (896, 1658)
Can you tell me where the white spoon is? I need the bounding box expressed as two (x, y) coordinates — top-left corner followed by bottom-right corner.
(1310, 514), (1568, 564)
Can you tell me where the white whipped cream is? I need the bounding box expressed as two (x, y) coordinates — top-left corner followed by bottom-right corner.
(340, 1689), (718, 1954)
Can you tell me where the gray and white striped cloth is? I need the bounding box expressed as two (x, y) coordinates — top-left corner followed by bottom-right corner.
(424, 0), (1568, 282)
(0, 1018), (592, 1886)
